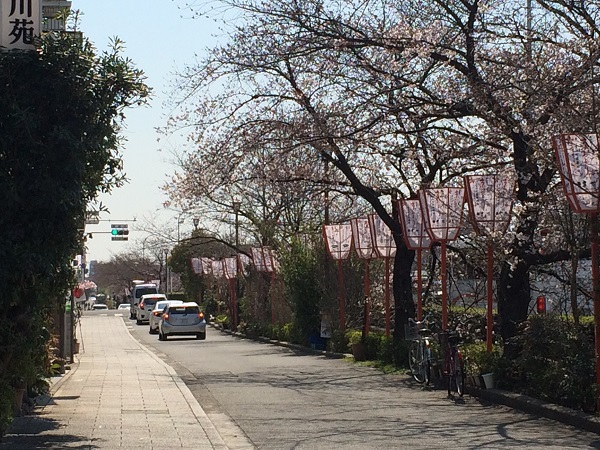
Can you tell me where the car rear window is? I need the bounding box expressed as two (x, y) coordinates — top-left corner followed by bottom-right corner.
(169, 306), (199, 314)
(135, 288), (157, 298)
(143, 299), (158, 306)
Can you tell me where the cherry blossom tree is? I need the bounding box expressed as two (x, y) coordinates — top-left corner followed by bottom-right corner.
(163, 0), (600, 351)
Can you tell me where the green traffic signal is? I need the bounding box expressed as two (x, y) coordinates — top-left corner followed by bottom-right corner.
(111, 229), (118, 236)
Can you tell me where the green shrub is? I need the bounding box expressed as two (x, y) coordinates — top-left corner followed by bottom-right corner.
(461, 342), (502, 375)
(328, 329), (347, 353)
(506, 315), (596, 413)
(345, 329), (362, 348)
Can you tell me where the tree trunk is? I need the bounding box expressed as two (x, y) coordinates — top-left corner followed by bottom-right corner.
(497, 259), (531, 360)
(393, 244), (416, 341)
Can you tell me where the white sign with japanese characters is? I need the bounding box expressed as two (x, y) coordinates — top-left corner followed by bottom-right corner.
(1, 0), (41, 50)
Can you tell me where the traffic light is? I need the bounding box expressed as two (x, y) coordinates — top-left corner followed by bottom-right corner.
(536, 295), (546, 315)
(111, 224), (129, 241)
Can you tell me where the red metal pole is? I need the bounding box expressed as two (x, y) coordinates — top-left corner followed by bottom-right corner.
(417, 248), (423, 321)
(385, 257), (391, 337)
(279, 278), (284, 325)
(441, 242), (448, 331)
(232, 279), (238, 330)
(338, 259), (345, 331)
(271, 271), (276, 326)
(364, 259), (370, 336)
(487, 241), (494, 353)
(591, 213), (600, 410)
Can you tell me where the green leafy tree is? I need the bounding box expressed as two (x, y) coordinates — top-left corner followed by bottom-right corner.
(0, 28), (149, 432)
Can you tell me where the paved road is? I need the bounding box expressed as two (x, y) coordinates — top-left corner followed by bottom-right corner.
(127, 315), (600, 449)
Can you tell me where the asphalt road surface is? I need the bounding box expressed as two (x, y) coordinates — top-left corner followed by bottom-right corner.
(115, 311), (600, 449)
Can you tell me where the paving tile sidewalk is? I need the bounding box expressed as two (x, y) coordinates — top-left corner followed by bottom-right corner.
(0, 314), (228, 449)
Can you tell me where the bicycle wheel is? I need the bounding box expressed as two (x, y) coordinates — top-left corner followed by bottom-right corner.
(424, 347), (432, 386)
(409, 341), (426, 383)
(447, 358), (454, 396)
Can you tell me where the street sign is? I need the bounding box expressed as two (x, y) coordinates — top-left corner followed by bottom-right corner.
(85, 211), (100, 225)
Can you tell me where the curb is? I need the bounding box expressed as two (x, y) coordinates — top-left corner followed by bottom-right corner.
(48, 357), (79, 397)
(469, 386), (600, 435)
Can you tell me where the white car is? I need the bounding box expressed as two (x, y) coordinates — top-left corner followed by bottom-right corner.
(91, 304), (108, 310)
(158, 302), (207, 341)
(117, 303), (131, 311)
(136, 294), (168, 325)
(148, 300), (184, 334)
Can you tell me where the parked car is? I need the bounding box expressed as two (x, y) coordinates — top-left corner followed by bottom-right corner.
(158, 302), (206, 341)
(92, 303), (108, 310)
(148, 300), (184, 334)
(136, 294), (167, 325)
(117, 303), (131, 311)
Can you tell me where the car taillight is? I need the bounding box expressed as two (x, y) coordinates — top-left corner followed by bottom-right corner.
(153, 311), (161, 317)
(198, 312), (204, 320)
(139, 301), (144, 309)
(163, 313), (169, 322)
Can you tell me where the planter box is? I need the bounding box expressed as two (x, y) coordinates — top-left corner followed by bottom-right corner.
(481, 372), (494, 389)
(351, 343), (367, 361)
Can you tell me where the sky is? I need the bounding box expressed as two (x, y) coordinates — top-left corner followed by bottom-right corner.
(74, 0), (219, 263)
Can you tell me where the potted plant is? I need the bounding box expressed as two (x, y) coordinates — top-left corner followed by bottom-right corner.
(347, 330), (367, 361)
(11, 377), (27, 416)
(463, 342), (502, 388)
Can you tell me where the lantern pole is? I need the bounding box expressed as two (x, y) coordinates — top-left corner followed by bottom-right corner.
(441, 242), (448, 331)
(486, 240), (494, 352)
(385, 257), (391, 337)
(591, 213), (600, 391)
(364, 259), (371, 336)
(338, 259), (345, 331)
(417, 248), (423, 321)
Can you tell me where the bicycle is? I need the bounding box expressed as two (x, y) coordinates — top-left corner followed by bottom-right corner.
(406, 317), (433, 385)
(439, 326), (465, 397)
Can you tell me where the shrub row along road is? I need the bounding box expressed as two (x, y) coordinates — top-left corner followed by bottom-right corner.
(125, 314), (598, 449)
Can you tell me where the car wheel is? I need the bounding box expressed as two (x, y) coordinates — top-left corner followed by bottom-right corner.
(149, 327), (156, 335)
(196, 332), (206, 340)
(136, 318), (142, 325)
(158, 330), (165, 341)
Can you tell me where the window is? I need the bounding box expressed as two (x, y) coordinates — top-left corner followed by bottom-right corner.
(170, 306), (199, 315)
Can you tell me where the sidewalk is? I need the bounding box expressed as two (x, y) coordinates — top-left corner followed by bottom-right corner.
(0, 314), (229, 449)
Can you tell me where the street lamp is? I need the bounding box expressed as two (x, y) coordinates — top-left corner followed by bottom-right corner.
(464, 175), (514, 352)
(552, 133), (600, 405)
(419, 187), (465, 331)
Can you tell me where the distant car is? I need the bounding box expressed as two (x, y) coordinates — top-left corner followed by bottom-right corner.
(148, 300), (184, 334)
(158, 302), (206, 341)
(136, 294), (168, 325)
(118, 303), (131, 310)
(92, 304), (108, 310)
(130, 283), (159, 319)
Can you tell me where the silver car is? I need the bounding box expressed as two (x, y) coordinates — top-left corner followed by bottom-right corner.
(136, 294), (167, 325)
(148, 300), (183, 334)
(158, 302), (206, 341)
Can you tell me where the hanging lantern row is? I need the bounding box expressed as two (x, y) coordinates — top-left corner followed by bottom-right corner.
(321, 179), (512, 338)
(190, 247), (278, 280)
